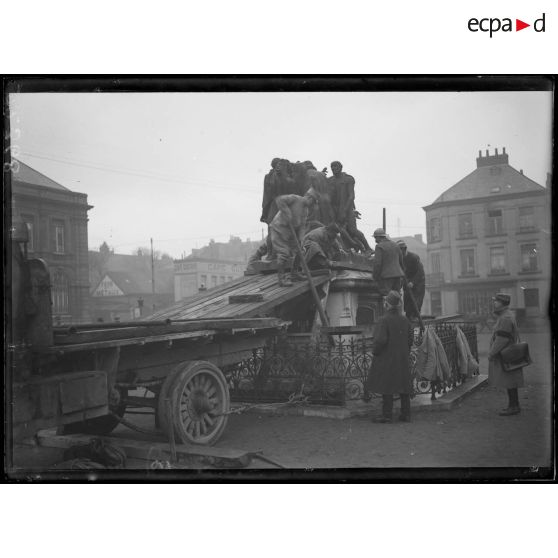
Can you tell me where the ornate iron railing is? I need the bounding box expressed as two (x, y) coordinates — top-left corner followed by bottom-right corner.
(223, 322), (479, 405)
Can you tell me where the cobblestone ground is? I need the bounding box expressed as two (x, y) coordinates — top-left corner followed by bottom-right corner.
(214, 329), (553, 470)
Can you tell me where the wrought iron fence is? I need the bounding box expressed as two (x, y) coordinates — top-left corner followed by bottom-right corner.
(223, 321), (479, 405)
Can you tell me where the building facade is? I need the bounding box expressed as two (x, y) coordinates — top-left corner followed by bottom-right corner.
(89, 244), (175, 321)
(422, 148), (550, 322)
(174, 258), (247, 301)
(11, 159), (92, 324)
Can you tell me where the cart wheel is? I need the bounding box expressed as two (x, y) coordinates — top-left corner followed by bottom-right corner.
(166, 361), (230, 446)
(63, 387), (128, 435)
(156, 363), (185, 434)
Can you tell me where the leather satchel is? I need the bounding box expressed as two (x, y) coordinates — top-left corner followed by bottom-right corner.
(500, 341), (532, 372)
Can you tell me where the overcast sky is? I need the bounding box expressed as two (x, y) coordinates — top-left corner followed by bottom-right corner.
(9, 90), (553, 258)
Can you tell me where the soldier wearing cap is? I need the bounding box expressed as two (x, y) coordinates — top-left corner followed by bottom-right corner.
(366, 290), (414, 423)
(372, 228), (405, 296)
(397, 239), (425, 320)
(488, 293), (524, 416)
(270, 189), (319, 286)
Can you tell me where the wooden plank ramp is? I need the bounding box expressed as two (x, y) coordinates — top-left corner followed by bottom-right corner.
(147, 271), (331, 321)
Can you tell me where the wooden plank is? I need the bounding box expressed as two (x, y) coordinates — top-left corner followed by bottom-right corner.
(180, 275), (278, 319)
(150, 275), (257, 321)
(37, 432), (254, 468)
(40, 330), (218, 354)
(229, 294), (265, 303)
(53, 317), (286, 346)
(203, 273), (329, 319)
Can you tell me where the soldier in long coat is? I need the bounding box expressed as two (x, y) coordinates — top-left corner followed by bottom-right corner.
(396, 239), (425, 320)
(367, 290), (414, 422)
(372, 228), (405, 296)
(488, 293), (524, 416)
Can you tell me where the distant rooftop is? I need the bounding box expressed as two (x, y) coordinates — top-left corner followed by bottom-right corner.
(427, 148), (545, 207)
(11, 158), (70, 191)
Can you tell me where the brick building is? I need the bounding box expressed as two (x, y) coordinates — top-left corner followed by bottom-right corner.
(422, 148), (551, 323)
(11, 159), (92, 324)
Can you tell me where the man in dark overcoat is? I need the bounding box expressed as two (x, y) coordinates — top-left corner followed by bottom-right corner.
(488, 293), (525, 416)
(372, 228), (405, 296)
(367, 290), (414, 422)
(396, 239), (425, 320)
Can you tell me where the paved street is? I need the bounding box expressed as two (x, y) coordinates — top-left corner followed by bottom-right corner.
(214, 331), (552, 469)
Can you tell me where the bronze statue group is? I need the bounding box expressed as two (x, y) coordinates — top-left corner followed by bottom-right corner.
(254, 157), (425, 320)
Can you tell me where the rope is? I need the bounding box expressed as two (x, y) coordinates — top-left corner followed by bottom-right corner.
(214, 391), (310, 417)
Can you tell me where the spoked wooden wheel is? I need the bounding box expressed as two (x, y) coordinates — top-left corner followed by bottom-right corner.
(158, 361), (230, 446)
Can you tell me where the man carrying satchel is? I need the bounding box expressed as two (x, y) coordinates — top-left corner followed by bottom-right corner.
(488, 293), (524, 416)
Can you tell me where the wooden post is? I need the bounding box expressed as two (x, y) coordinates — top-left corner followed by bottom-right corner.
(382, 207), (386, 232)
(288, 223), (329, 328)
(150, 237), (155, 312)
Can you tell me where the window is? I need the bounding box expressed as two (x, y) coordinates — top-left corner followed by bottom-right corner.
(458, 290), (497, 316)
(428, 217), (442, 242)
(519, 206), (535, 231)
(430, 252), (441, 274)
(523, 288), (539, 308)
(489, 246), (506, 273)
(51, 270), (69, 314)
(487, 209), (504, 235)
(430, 291), (442, 316)
(226, 276), (233, 282)
(458, 213), (473, 237)
(460, 249), (475, 275)
(53, 219), (65, 253)
(200, 274), (207, 288)
(219, 276), (225, 284)
(211, 275), (218, 288)
(520, 244), (538, 271)
(21, 214), (35, 251)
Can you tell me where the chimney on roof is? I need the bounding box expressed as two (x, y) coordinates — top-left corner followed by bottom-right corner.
(520, 169), (523, 175)
(476, 146), (509, 168)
